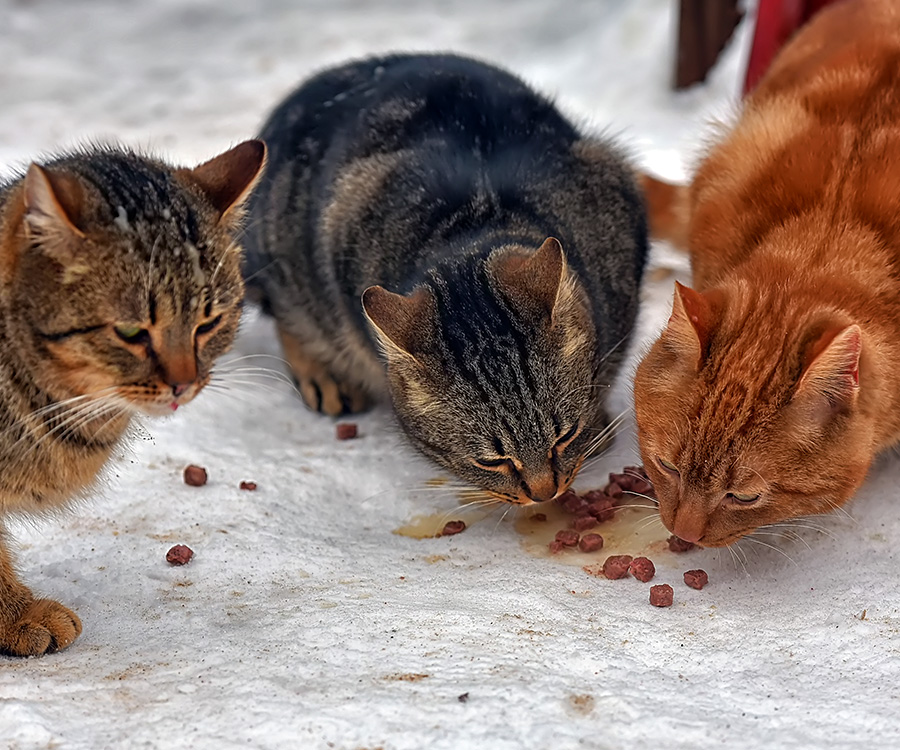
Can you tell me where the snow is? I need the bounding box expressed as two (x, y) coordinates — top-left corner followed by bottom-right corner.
(3, 1), (899, 749)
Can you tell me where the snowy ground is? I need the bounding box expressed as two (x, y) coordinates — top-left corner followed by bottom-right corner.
(2, 1), (899, 748)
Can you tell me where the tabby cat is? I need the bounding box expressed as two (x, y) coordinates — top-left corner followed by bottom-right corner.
(243, 53), (647, 504)
(0, 140), (265, 656)
(634, 0), (900, 547)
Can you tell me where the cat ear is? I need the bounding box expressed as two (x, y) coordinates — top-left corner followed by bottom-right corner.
(179, 140), (267, 224)
(661, 282), (722, 370)
(794, 324), (861, 410)
(362, 285), (436, 361)
(22, 164), (86, 243)
(490, 237), (566, 320)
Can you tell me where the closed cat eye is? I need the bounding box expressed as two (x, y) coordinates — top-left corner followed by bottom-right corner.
(727, 492), (761, 504)
(196, 314), (223, 336)
(473, 456), (512, 471)
(554, 423), (581, 448)
(656, 456), (679, 474)
(114, 324), (149, 344)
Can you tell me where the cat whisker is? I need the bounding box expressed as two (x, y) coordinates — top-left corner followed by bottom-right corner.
(743, 535), (798, 566)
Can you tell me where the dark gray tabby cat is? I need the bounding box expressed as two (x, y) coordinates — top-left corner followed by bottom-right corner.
(243, 53), (647, 505)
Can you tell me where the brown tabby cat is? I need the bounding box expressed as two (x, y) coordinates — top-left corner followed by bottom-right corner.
(0, 140), (265, 656)
(634, 0), (900, 547)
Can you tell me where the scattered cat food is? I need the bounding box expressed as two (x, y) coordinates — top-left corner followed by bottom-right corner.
(650, 584), (674, 607)
(549, 541), (566, 554)
(336, 422), (358, 440)
(166, 544), (193, 566)
(578, 533), (604, 553)
(183, 465), (208, 487)
(555, 529), (580, 548)
(629, 557), (656, 583)
(683, 569), (709, 590)
(573, 515), (598, 533)
(440, 520), (466, 536)
(239, 481), (257, 491)
(667, 535), (695, 553)
(602, 554), (633, 580)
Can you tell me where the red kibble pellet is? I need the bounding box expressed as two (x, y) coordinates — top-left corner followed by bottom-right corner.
(555, 529), (580, 547)
(441, 520), (466, 536)
(578, 533), (604, 553)
(667, 535), (695, 553)
(239, 481), (257, 491)
(555, 490), (579, 507)
(549, 540), (566, 554)
(629, 557), (656, 583)
(683, 569), (709, 590)
(587, 499), (615, 522)
(531, 513), (547, 522)
(650, 584), (674, 607)
(166, 544), (193, 566)
(183, 465), (208, 487)
(562, 495), (587, 515)
(336, 422), (358, 440)
(602, 554), (633, 580)
(573, 515), (598, 533)
(604, 480), (625, 499)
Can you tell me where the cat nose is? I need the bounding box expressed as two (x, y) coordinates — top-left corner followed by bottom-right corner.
(523, 471), (558, 503)
(672, 506), (706, 543)
(171, 383), (191, 397)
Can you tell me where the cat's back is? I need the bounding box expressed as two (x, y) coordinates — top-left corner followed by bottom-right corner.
(689, 0), (900, 287)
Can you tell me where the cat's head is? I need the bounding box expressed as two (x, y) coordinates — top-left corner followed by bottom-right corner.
(4, 140), (266, 416)
(363, 237), (606, 504)
(634, 281), (873, 547)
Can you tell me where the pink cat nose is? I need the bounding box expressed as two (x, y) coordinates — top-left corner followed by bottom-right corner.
(171, 383), (191, 397)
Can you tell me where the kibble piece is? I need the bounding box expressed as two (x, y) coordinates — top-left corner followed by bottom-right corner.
(555, 489), (579, 507)
(667, 535), (695, 553)
(548, 540), (567, 554)
(629, 557), (656, 583)
(573, 515), (598, 533)
(555, 529), (580, 547)
(683, 569), (709, 590)
(336, 422), (358, 440)
(578, 533), (604, 553)
(441, 520), (466, 536)
(562, 495), (588, 515)
(183, 465), (208, 486)
(649, 584), (674, 607)
(531, 513), (547, 523)
(166, 544), (193, 566)
(602, 554), (633, 580)
(239, 481), (257, 491)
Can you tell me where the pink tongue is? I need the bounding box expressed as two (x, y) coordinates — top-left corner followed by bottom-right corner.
(170, 403), (179, 412)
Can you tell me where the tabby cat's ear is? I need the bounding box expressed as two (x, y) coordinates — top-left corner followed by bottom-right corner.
(362, 285), (436, 361)
(661, 282), (723, 371)
(178, 140), (267, 224)
(794, 324), (861, 411)
(490, 237), (566, 321)
(22, 164), (86, 242)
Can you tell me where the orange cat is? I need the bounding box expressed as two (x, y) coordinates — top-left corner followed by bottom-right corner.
(634, 0), (900, 547)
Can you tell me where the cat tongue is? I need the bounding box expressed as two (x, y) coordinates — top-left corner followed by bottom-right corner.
(170, 403), (179, 412)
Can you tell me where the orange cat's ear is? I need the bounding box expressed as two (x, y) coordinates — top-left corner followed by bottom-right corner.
(22, 164), (86, 243)
(180, 140), (267, 224)
(362, 285), (436, 362)
(794, 324), (861, 410)
(661, 282), (722, 370)
(490, 237), (566, 321)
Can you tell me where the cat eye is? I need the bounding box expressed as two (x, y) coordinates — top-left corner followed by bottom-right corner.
(114, 324), (149, 344)
(727, 492), (761, 505)
(196, 314), (223, 336)
(554, 423), (581, 449)
(656, 456), (680, 475)
(474, 457), (513, 471)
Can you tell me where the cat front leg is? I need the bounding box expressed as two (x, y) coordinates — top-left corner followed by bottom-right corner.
(276, 325), (370, 415)
(0, 527), (81, 657)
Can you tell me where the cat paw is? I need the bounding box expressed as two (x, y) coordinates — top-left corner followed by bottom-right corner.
(295, 373), (370, 416)
(0, 598), (82, 657)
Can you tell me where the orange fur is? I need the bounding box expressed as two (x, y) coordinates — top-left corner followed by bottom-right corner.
(634, 0), (900, 546)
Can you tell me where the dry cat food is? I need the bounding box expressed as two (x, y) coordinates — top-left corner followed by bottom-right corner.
(335, 422), (358, 440)
(629, 557), (656, 583)
(602, 554), (633, 580)
(683, 569), (709, 590)
(578, 533), (604, 553)
(649, 584), (674, 607)
(239, 481), (258, 491)
(183, 465), (208, 487)
(166, 544), (193, 566)
(667, 534), (695, 553)
(572, 515), (598, 533)
(440, 520), (466, 536)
